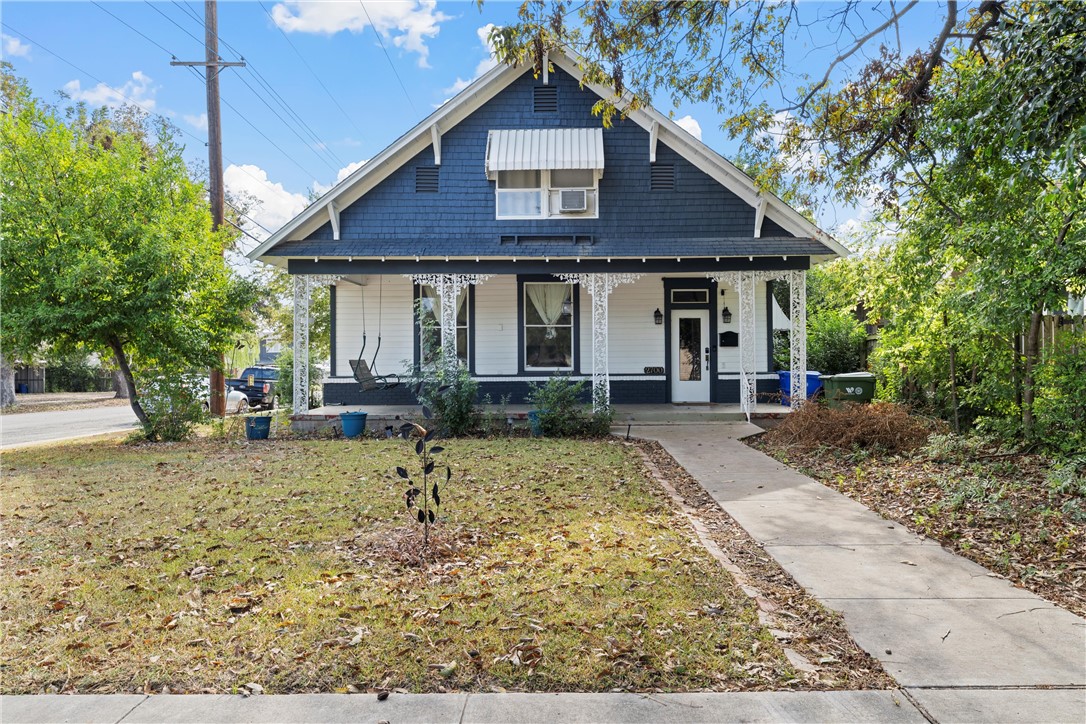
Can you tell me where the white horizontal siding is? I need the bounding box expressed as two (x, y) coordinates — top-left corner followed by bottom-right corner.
(607, 275), (665, 373)
(333, 273), (776, 379)
(473, 276), (518, 374)
(717, 280), (770, 373)
(333, 277), (414, 378)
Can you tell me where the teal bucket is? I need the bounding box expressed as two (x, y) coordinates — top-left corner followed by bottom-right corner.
(245, 416), (272, 440)
(340, 411), (368, 439)
(527, 410), (545, 437)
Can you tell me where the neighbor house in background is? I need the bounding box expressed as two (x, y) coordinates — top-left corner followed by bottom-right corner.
(248, 49), (848, 415)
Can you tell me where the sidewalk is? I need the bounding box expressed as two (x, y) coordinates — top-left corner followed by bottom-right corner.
(0, 691), (923, 723)
(636, 423), (1086, 723)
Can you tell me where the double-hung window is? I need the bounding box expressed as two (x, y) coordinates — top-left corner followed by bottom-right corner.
(523, 281), (574, 370)
(417, 285), (469, 365)
(486, 129), (604, 220)
(496, 170), (542, 218)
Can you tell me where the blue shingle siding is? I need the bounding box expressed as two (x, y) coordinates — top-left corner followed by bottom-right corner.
(297, 68), (793, 255)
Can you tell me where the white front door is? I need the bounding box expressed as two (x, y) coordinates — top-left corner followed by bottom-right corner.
(671, 310), (711, 402)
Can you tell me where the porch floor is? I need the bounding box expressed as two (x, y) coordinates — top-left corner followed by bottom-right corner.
(294, 402), (792, 431)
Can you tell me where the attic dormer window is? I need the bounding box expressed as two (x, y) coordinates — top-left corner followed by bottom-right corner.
(486, 129), (604, 219)
(533, 85), (558, 113)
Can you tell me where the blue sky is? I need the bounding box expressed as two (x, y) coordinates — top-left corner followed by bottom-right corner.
(2, 1), (949, 252)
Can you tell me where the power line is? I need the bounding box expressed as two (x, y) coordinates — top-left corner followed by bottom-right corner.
(358, 0), (418, 115)
(258, 0), (372, 138)
(0, 23), (303, 234)
(161, 0), (350, 174)
(143, 0), (204, 47)
(218, 94), (322, 181)
(90, 1), (174, 57)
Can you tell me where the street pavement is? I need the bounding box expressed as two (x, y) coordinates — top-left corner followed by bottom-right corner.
(2, 422), (1083, 723)
(0, 405), (138, 450)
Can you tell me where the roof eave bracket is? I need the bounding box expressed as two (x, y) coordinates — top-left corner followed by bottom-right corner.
(754, 195), (767, 239)
(431, 124), (442, 166)
(327, 201), (341, 241)
(649, 121), (659, 163)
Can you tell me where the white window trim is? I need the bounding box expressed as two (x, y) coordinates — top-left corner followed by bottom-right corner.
(496, 169), (600, 220)
(523, 281), (576, 371)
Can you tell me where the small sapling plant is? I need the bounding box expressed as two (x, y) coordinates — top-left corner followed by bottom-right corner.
(396, 385), (452, 548)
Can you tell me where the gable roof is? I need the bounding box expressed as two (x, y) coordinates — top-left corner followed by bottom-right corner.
(248, 49), (849, 265)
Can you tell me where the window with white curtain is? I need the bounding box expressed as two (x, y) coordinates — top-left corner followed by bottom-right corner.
(418, 285), (469, 364)
(496, 169), (598, 219)
(524, 282), (573, 369)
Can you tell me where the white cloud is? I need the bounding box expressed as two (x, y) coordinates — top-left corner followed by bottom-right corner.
(224, 164), (309, 240)
(442, 23), (500, 96)
(271, 0), (449, 68)
(183, 112), (208, 132)
(674, 115), (702, 141)
(63, 71), (157, 111)
(312, 159), (370, 196)
(3, 34), (31, 58)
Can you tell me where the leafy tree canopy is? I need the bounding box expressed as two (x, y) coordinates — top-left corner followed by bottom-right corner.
(0, 68), (257, 425)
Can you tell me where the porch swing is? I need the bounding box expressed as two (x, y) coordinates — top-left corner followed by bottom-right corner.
(349, 276), (401, 392)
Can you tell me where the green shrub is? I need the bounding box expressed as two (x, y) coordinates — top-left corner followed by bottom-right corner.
(807, 310), (867, 374)
(527, 376), (612, 437)
(44, 352), (107, 392)
(1032, 332), (1086, 455)
(275, 348), (321, 410)
(135, 373), (207, 442)
(407, 357), (479, 437)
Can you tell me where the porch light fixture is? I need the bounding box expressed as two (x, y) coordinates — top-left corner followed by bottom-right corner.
(721, 306), (733, 324)
(654, 308), (663, 325)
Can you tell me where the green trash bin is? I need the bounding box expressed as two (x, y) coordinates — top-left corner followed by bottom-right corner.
(820, 372), (876, 407)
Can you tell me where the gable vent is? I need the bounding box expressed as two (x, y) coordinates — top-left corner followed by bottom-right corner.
(415, 166), (439, 193)
(533, 85), (558, 113)
(650, 163), (675, 191)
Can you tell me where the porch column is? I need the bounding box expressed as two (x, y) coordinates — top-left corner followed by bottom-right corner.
(292, 273), (310, 415)
(408, 274), (492, 374)
(737, 270), (758, 416)
(789, 269), (808, 405)
(708, 271), (758, 419)
(557, 273), (641, 411)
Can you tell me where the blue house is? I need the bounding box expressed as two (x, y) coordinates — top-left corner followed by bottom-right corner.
(248, 50), (847, 416)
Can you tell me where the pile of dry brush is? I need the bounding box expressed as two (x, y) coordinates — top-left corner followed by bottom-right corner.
(766, 402), (944, 455)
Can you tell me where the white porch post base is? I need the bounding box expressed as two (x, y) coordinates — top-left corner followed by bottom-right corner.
(292, 274), (310, 415)
(789, 269), (808, 405)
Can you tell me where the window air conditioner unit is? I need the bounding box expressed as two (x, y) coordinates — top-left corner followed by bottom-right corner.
(558, 189), (588, 213)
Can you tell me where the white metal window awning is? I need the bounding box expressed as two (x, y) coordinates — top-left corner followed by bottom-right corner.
(485, 128), (605, 178)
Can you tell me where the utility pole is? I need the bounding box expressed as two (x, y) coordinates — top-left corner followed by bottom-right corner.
(172, 1), (244, 417)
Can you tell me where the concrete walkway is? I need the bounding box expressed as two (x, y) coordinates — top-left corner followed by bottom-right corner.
(3, 423), (1083, 723)
(636, 423), (1086, 723)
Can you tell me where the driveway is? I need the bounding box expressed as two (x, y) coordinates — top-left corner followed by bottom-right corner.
(0, 405), (139, 449)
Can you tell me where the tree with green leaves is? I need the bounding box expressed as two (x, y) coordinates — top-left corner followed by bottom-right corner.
(0, 70), (256, 428)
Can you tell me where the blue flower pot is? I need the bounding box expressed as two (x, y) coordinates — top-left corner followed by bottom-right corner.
(245, 416), (272, 440)
(340, 411), (368, 439)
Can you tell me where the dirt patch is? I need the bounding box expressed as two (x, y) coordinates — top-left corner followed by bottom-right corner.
(634, 440), (895, 691)
(750, 433), (1086, 617)
(342, 524), (491, 569)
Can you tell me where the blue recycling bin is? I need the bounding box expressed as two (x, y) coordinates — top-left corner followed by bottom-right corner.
(778, 371), (823, 406)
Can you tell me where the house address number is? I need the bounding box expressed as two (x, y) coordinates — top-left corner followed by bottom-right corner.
(644, 366), (665, 375)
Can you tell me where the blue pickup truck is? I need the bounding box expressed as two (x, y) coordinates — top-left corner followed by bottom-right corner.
(226, 366), (279, 410)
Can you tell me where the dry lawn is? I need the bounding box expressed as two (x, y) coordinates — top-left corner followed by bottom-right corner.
(2, 436), (825, 695)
